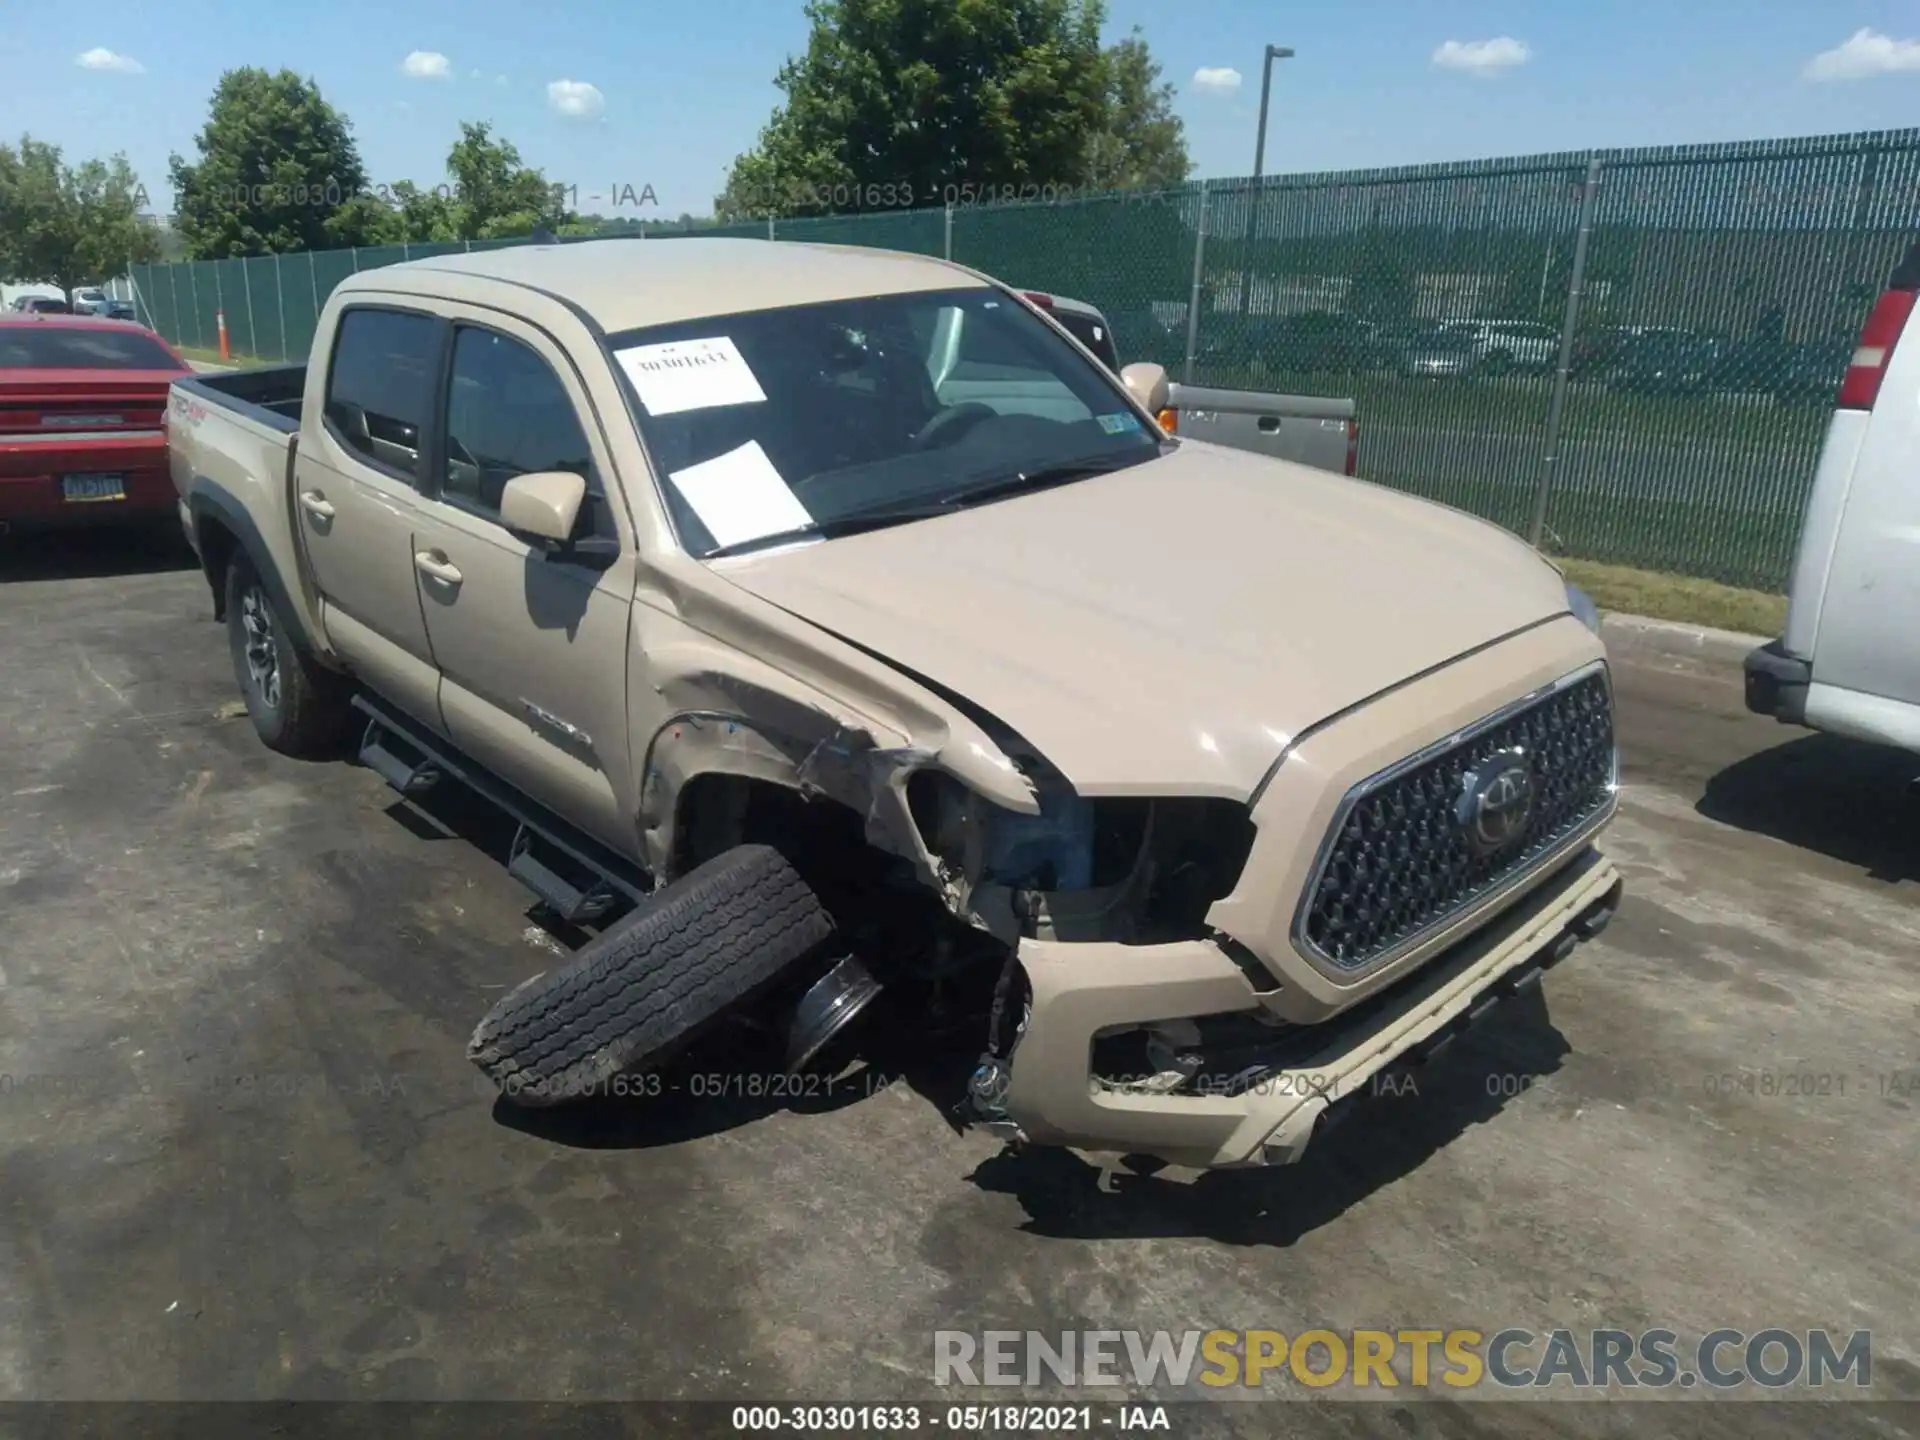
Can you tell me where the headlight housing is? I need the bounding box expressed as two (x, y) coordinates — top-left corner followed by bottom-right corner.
(1566, 581), (1602, 636)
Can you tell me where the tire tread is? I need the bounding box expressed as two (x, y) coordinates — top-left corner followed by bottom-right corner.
(468, 844), (833, 1105)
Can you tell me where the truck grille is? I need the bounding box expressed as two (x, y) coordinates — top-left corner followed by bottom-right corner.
(1297, 668), (1615, 974)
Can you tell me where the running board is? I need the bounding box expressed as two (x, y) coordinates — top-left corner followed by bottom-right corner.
(507, 825), (618, 924)
(359, 718), (441, 795)
(349, 695), (652, 914)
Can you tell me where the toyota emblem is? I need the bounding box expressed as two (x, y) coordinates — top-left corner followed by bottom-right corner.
(1455, 747), (1536, 855)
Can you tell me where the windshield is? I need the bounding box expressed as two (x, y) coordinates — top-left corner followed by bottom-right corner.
(0, 327), (182, 370)
(608, 286), (1161, 558)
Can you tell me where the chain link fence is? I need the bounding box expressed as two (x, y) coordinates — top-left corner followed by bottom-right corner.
(126, 128), (1920, 592)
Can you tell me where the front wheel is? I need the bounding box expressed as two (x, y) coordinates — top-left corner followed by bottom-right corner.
(224, 554), (352, 756)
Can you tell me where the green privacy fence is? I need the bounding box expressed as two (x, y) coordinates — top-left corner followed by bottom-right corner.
(128, 127), (1920, 591)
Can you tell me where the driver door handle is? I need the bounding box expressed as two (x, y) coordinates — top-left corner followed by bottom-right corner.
(414, 551), (463, 586)
(298, 491), (335, 521)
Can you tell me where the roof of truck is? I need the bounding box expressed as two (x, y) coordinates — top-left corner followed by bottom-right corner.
(347, 236), (989, 334)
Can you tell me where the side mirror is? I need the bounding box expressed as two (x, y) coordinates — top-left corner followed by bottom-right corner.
(1120, 361), (1170, 416)
(500, 469), (587, 545)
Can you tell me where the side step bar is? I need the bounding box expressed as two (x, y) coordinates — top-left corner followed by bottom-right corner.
(507, 825), (619, 924)
(358, 718), (441, 795)
(351, 695), (652, 917)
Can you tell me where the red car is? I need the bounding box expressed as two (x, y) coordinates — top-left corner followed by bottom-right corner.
(0, 313), (191, 535)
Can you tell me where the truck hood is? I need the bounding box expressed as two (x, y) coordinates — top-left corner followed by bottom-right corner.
(713, 441), (1571, 799)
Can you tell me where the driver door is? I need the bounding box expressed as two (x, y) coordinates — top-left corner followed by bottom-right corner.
(407, 312), (641, 853)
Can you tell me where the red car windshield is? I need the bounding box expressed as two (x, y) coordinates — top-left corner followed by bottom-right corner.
(0, 328), (183, 370)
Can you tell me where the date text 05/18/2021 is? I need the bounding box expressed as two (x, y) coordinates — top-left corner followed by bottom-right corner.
(730, 1405), (1170, 1432)
(485, 1069), (899, 1104)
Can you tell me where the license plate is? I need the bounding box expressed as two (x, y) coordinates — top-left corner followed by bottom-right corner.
(61, 473), (127, 503)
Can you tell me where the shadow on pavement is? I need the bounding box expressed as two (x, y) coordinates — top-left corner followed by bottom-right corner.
(0, 524), (198, 583)
(1697, 733), (1920, 883)
(965, 985), (1571, 1246)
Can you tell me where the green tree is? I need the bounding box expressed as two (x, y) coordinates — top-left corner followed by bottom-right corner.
(1084, 28), (1190, 191)
(170, 68), (384, 257)
(0, 136), (159, 290)
(375, 180), (458, 243)
(717, 0), (1110, 219)
(444, 122), (567, 240)
(0, 142), (19, 278)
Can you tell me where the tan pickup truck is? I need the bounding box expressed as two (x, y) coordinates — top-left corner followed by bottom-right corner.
(166, 236), (1622, 1171)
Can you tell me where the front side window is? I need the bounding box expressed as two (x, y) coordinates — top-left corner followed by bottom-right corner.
(324, 308), (438, 478)
(1050, 310), (1120, 372)
(609, 287), (1160, 557)
(441, 327), (594, 518)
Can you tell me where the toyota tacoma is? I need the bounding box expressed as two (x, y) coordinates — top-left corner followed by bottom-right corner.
(165, 236), (1622, 1170)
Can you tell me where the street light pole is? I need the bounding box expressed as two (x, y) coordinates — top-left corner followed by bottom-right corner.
(1242, 44), (1295, 336)
(1252, 44), (1295, 180)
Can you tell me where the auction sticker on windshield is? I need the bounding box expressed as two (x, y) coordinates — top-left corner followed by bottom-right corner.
(1096, 412), (1143, 435)
(616, 336), (767, 416)
(668, 440), (812, 549)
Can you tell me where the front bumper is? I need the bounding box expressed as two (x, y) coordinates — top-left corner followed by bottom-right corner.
(1743, 639), (1811, 725)
(1002, 845), (1622, 1170)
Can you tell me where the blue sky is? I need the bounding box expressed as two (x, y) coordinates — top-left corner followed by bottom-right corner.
(4, 0), (1919, 220)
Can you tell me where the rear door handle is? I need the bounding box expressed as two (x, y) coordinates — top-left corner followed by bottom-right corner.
(298, 491), (335, 521)
(414, 551), (463, 586)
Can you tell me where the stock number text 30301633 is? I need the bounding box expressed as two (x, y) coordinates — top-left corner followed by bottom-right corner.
(485, 1069), (899, 1104)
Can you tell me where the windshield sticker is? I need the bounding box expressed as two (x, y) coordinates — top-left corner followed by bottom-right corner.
(1096, 411), (1143, 435)
(667, 440), (812, 549)
(615, 336), (767, 416)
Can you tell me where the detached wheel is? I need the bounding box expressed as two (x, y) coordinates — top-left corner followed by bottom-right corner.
(469, 844), (835, 1108)
(224, 553), (351, 756)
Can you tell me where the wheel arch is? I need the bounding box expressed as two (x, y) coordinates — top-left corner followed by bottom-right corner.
(187, 483), (323, 659)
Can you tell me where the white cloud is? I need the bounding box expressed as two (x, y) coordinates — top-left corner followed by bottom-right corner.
(1804, 28), (1920, 82)
(546, 79), (605, 118)
(75, 47), (144, 74)
(1432, 37), (1532, 76)
(495, 74), (511, 87)
(469, 68), (483, 80)
(1192, 66), (1242, 95)
(401, 50), (452, 80)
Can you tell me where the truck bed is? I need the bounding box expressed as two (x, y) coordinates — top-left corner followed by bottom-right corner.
(176, 364), (307, 433)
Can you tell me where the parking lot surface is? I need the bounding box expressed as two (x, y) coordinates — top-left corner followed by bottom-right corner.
(2, 533), (1916, 1434)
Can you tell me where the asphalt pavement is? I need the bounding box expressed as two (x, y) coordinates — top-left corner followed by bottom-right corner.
(1, 531), (1916, 1435)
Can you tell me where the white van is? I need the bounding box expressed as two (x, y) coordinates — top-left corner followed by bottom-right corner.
(1745, 241), (1920, 755)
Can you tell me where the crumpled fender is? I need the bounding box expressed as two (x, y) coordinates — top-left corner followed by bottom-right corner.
(633, 628), (1038, 892)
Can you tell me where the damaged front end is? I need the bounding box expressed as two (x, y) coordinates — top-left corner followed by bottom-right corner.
(899, 748), (1263, 1144)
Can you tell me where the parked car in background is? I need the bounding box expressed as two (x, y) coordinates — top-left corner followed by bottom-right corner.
(1571, 325), (1690, 382)
(166, 237), (1618, 1171)
(9, 295), (71, 315)
(1767, 338), (1853, 407)
(1449, 320), (1559, 374)
(1028, 290), (1359, 476)
(69, 287), (110, 316)
(1247, 311), (1392, 373)
(1747, 240), (1920, 756)
(102, 299), (139, 323)
(1398, 324), (1478, 378)
(1611, 330), (1726, 395)
(1017, 290), (1119, 371)
(0, 314), (191, 535)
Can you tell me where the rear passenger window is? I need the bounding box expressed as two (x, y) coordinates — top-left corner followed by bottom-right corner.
(441, 327), (603, 531)
(324, 308), (438, 478)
